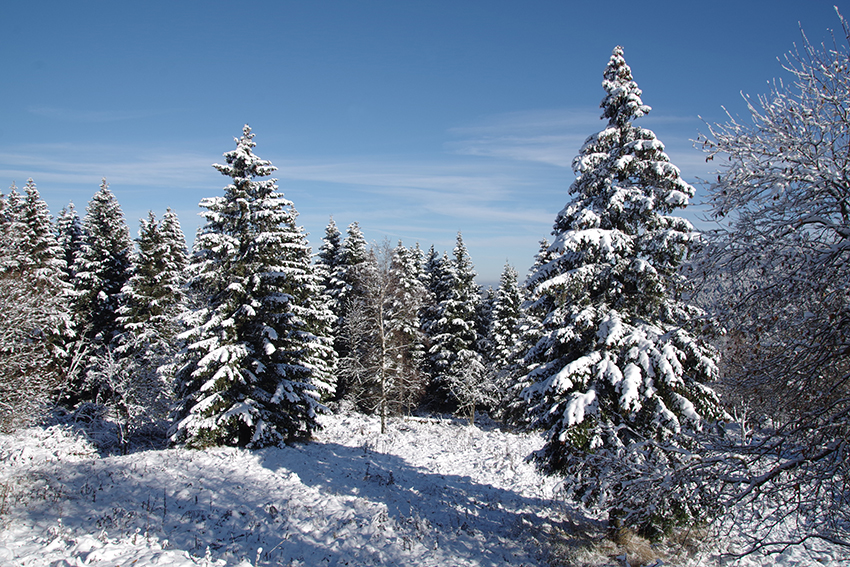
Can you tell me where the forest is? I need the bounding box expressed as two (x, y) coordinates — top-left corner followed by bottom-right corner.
(1, 17), (848, 567)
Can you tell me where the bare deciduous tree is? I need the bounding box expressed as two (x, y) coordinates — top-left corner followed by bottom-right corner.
(692, 10), (850, 553)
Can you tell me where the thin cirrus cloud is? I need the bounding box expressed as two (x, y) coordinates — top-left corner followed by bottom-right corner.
(0, 144), (216, 189)
(446, 106), (713, 184)
(0, 142), (560, 232)
(445, 108), (601, 167)
(27, 106), (167, 123)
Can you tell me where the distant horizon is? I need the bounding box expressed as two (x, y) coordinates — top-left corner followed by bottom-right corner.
(3, 0), (846, 283)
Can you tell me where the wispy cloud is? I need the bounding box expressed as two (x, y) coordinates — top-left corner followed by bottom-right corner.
(27, 106), (166, 123)
(445, 107), (710, 179)
(445, 108), (600, 167)
(0, 144), (216, 189)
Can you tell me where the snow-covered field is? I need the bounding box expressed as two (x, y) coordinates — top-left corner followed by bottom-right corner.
(0, 413), (845, 566)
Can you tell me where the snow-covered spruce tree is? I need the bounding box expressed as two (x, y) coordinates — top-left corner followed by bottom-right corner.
(488, 263), (523, 390)
(520, 47), (723, 534)
(691, 15), (850, 552)
(172, 125), (335, 448)
(66, 179), (133, 405)
(314, 216), (344, 313)
(56, 202), (84, 281)
(339, 222), (369, 311)
(426, 233), (489, 415)
(73, 179), (133, 346)
(0, 182), (72, 431)
(475, 285), (496, 362)
(0, 184), (26, 272)
(419, 245), (444, 341)
(332, 221), (370, 398)
(118, 210), (187, 339)
(110, 209), (188, 446)
(499, 239), (555, 426)
(386, 241), (429, 413)
(20, 179), (66, 283)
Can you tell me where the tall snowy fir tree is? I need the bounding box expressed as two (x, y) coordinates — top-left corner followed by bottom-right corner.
(73, 179), (133, 347)
(56, 202), (84, 281)
(425, 233), (487, 416)
(419, 245), (445, 345)
(171, 126), (335, 448)
(339, 221), (370, 310)
(488, 262), (524, 396)
(314, 217), (345, 317)
(118, 209), (188, 339)
(386, 241), (429, 412)
(500, 238), (557, 425)
(1, 184), (26, 272)
(0, 181), (72, 431)
(332, 221), (370, 398)
(20, 179), (67, 283)
(67, 179), (133, 405)
(111, 209), (189, 443)
(518, 47), (723, 533)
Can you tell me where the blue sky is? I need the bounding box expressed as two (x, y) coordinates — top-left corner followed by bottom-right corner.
(2, 1), (847, 285)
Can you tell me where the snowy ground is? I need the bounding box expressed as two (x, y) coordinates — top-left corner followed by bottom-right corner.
(0, 413), (845, 566)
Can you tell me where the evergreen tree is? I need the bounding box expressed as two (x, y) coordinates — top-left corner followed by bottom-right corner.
(499, 239), (554, 425)
(426, 233), (486, 413)
(340, 221), (369, 305)
(489, 262), (523, 378)
(315, 216), (345, 316)
(73, 179), (133, 347)
(386, 241), (429, 412)
(421, 246), (449, 324)
(118, 210), (187, 336)
(19, 179), (65, 282)
(0, 183), (71, 430)
(1, 184), (26, 272)
(108, 209), (188, 445)
(171, 125), (335, 448)
(518, 47), (723, 533)
(422, 249), (453, 389)
(56, 202), (84, 281)
(332, 221), (370, 397)
(475, 285), (496, 361)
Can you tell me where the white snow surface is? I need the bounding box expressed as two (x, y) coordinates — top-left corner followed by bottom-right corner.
(0, 415), (845, 566)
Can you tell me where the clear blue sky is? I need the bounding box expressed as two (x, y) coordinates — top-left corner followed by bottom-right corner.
(2, 1), (846, 285)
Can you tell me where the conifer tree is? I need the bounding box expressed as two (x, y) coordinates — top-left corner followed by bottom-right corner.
(489, 262), (523, 378)
(73, 179), (133, 348)
(387, 241), (429, 411)
(332, 221), (370, 397)
(118, 210), (187, 336)
(171, 125), (335, 448)
(419, 245), (444, 339)
(519, 47), (723, 532)
(109, 209), (188, 443)
(19, 179), (66, 282)
(499, 239), (553, 425)
(56, 202), (84, 281)
(426, 233), (486, 413)
(339, 221), (369, 305)
(0, 182), (71, 430)
(476, 285), (495, 360)
(1, 184), (26, 272)
(315, 216), (345, 316)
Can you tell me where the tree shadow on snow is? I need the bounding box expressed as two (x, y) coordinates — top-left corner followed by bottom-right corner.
(256, 439), (585, 565)
(8, 436), (598, 566)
